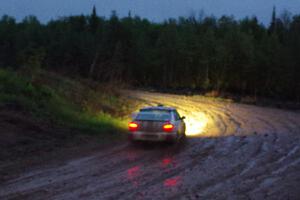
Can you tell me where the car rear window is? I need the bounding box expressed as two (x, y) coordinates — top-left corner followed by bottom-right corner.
(135, 111), (171, 121)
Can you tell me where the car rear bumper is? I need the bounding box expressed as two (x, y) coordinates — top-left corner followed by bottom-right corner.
(128, 131), (177, 141)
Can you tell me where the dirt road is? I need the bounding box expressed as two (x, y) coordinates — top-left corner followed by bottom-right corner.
(1, 91), (300, 200)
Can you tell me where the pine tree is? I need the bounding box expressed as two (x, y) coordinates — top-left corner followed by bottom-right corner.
(269, 6), (277, 34)
(89, 5), (99, 34)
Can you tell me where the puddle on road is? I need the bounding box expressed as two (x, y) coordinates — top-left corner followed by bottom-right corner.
(125, 154), (183, 191)
(127, 165), (141, 187)
(164, 176), (181, 187)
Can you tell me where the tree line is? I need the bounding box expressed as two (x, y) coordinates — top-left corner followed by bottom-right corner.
(0, 7), (299, 101)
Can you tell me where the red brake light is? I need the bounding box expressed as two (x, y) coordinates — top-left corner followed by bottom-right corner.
(163, 123), (174, 132)
(129, 122), (138, 131)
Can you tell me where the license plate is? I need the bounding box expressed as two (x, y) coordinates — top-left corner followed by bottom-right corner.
(143, 134), (158, 139)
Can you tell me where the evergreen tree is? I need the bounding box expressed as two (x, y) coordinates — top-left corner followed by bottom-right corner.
(89, 5), (99, 34)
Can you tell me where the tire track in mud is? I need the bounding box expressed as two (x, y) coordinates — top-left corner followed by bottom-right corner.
(1, 91), (300, 200)
(126, 91), (300, 199)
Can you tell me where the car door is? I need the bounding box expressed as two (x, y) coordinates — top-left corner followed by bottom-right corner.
(173, 111), (184, 134)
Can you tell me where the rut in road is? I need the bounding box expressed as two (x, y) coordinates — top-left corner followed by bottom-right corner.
(1, 91), (300, 200)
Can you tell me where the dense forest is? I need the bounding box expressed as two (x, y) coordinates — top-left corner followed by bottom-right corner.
(0, 7), (300, 101)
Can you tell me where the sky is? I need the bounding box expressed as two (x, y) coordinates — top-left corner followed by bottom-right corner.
(0, 0), (299, 25)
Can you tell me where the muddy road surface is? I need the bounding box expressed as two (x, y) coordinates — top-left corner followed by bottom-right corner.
(1, 91), (300, 200)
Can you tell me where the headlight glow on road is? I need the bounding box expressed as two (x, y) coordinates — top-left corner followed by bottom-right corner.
(183, 111), (208, 137)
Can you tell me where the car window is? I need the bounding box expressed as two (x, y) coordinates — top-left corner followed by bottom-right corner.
(135, 111), (171, 121)
(173, 111), (181, 120)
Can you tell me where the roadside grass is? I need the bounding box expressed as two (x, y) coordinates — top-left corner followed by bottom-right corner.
(0, 69), (131, 136)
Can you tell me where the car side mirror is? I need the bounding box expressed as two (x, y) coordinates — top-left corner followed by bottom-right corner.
(181, 116), (186, 120)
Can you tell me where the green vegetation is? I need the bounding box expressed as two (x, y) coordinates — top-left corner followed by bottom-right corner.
(0, 69), (130, 135)
(0, 7), (299, 101)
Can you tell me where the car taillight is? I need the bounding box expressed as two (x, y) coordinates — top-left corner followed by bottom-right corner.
(163, 123), (174, 132)
(128, 122), (139, 131)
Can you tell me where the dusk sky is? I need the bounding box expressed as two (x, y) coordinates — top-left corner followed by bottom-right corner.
(1, 0), (299, 25)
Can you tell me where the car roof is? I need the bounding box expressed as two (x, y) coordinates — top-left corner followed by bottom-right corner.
(139, 106), (176, 112)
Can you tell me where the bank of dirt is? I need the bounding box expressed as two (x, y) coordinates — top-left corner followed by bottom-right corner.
(0, 105), (124, 183)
